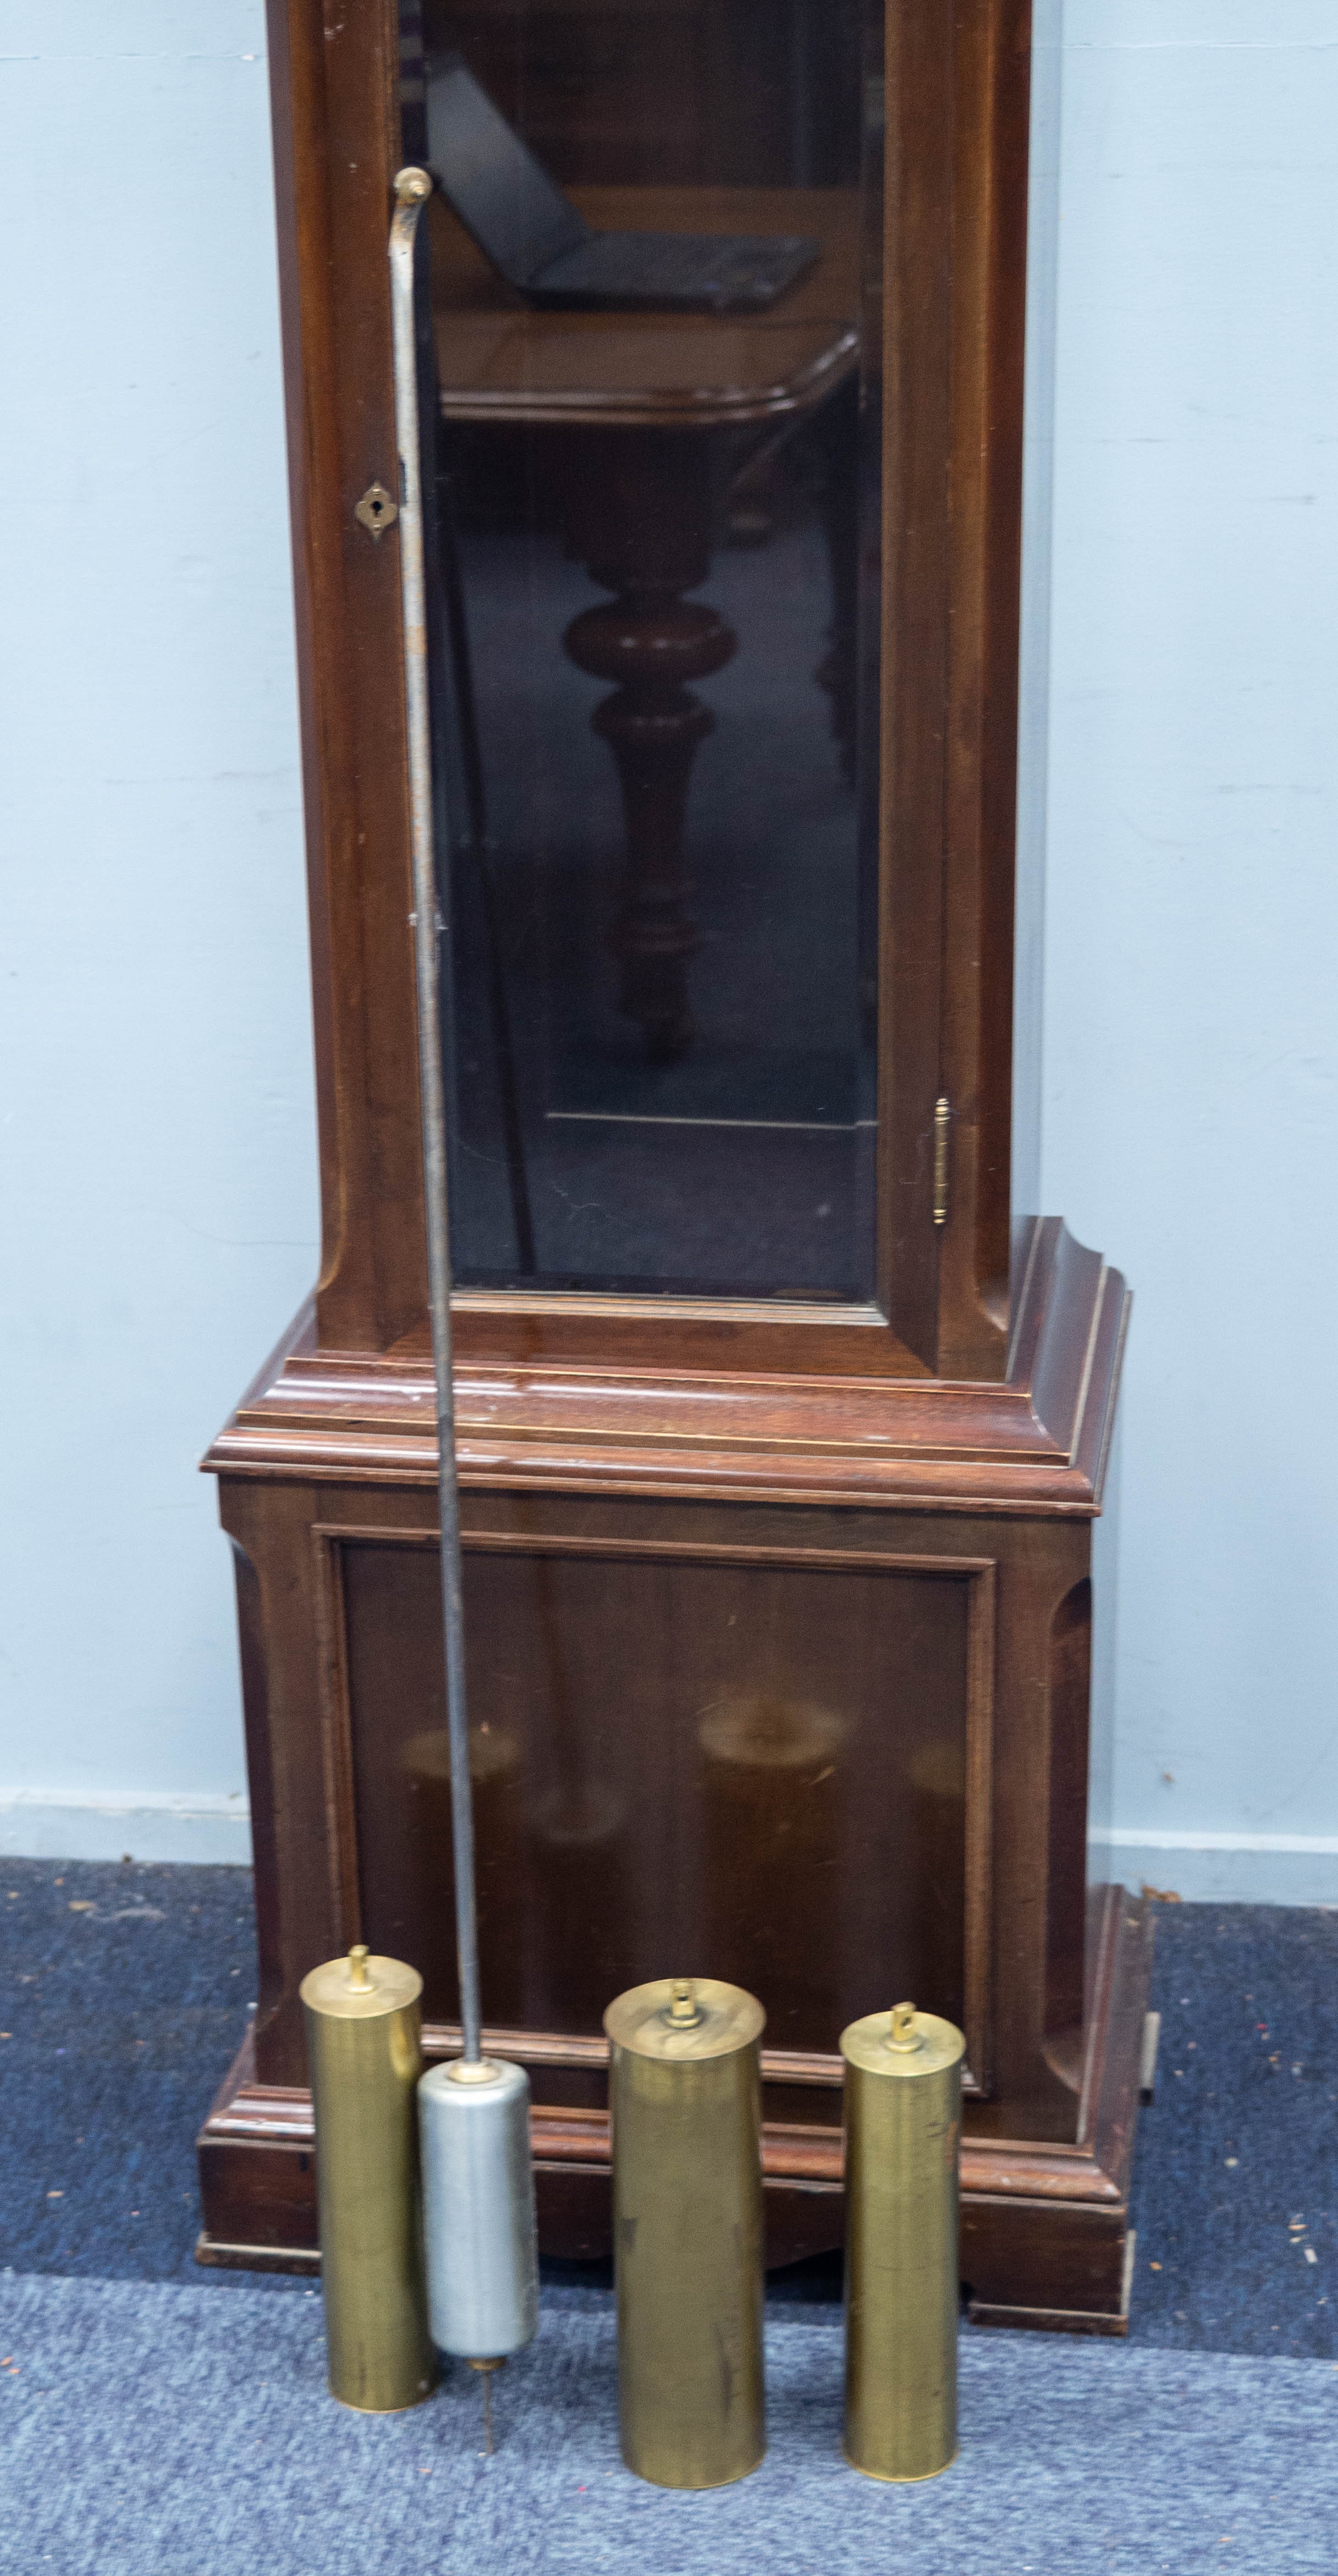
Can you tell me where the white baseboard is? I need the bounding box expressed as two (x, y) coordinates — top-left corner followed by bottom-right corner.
(4, 1800), (1335, 1899)
(1092, 1828), (1338, 1907)
(0, 1792), (253, 1867)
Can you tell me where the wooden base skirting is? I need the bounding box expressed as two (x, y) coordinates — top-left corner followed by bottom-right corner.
(967, 2231), (1138, 2339)
(197, 1891), (1152, 2334)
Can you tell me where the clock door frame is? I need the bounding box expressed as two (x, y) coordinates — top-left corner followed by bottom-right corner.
(267, 0), (1030, 1382)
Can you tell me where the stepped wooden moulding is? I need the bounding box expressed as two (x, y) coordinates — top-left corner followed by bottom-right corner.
(197, 0), (1148, 2334)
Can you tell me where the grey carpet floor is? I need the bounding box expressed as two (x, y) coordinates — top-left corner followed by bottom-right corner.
(2, 2271), (1335, 2575)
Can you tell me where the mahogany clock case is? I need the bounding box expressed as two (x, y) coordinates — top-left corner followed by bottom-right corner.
(194, 0), (1147, 2335)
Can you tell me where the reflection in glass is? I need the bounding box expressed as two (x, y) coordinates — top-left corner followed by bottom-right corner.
(405, 1), (880, 1298)
(347, 1544), (967, 2057)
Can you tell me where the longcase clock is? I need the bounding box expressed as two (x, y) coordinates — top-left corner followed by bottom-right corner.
(196, 0), (1148, 2333)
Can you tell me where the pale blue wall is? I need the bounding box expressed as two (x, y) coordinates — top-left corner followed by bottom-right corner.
(0, 4), (315, 1857)
(2, 3), (1336, 1893)
(1042, 4), (1338, 1898)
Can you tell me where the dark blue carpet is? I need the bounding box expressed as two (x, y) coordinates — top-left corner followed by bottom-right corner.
(1126, 1902), (1338, 2355)
(0, 1860), (269, 2289)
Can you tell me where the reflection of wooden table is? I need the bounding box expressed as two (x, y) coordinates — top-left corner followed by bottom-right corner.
(431, 187), (860, 1057)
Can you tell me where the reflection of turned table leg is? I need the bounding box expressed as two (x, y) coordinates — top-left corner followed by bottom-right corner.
(557, 429), (737, 1062)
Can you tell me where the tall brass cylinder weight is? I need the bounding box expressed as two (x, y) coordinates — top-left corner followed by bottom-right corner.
(300, 1945), (437, 2413)
(604, 1976), (766, 2489)
(840, 2001), (964, 2481)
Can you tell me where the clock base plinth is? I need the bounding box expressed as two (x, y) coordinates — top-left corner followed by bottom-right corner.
(197, 1891), (1152, 2335)
(197, 1226), (1138, 2333)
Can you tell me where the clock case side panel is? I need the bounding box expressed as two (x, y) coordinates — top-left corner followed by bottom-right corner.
(266, 0), (426, 1353)
(880, 0), (1032, 1380)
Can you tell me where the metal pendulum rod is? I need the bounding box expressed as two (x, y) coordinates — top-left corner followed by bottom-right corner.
(389, 164), (481, 2067)
(470, 2355), (502, 2454)
(391, 171), (540, 2424)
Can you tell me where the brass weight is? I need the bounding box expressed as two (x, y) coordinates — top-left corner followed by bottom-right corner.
(604, 1975), (766, 2489)
(840, 2000), (964, 2481)
(300, 1945), (437, 2413)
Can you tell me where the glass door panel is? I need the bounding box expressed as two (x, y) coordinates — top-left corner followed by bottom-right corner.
(404, 0), (882, 1299)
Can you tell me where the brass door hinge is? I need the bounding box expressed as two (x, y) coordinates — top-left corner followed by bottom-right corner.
(932, 1095), (951, 1227)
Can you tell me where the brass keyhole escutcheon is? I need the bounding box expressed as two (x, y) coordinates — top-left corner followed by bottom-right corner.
(355, 480), (398, 541)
